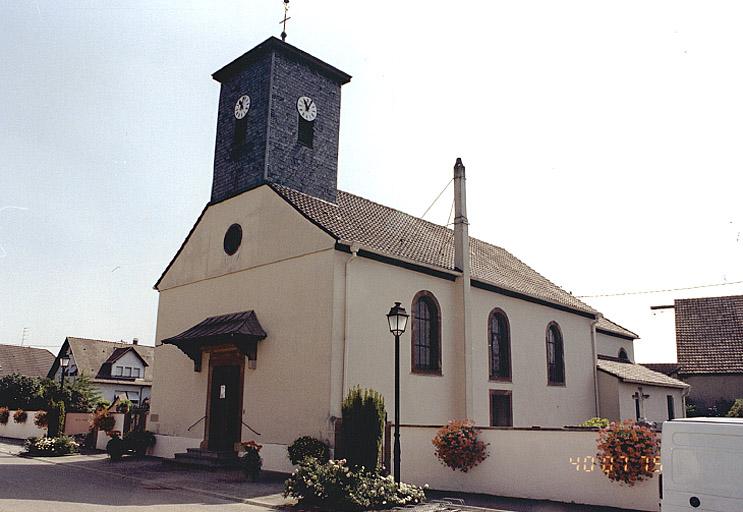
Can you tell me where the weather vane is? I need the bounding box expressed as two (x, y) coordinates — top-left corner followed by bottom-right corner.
(280, 0), (291, 42)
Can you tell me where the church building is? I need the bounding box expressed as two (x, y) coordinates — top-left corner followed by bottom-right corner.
(147, 36), (687, 471)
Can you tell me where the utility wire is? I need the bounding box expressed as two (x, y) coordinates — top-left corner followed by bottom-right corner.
(420, 179), (453, 220)
(576, 279), (743, 298)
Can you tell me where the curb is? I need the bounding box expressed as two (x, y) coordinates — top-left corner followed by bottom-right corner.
(0, 444), (288, 510)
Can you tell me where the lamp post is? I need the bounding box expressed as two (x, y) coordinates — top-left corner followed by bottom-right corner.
(386, 301), (409, 484)
(59, 355), (70, 390)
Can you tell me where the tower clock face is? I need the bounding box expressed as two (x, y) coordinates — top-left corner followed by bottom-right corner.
(234, 95), (251, 119)
(297, 96), (317, 121)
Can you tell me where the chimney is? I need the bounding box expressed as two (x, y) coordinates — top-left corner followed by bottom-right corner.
(453, 157), (474, 419)
(132, 338), (139, 345)
(453, 158), (469, 273)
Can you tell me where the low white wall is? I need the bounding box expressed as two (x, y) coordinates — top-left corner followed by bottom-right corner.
(94, 413), (127, 450)
(150, 434), (201, 458)
(0, 410), (47, 440)
(399, 425), (661, 512)
(64, 413), (94, 435)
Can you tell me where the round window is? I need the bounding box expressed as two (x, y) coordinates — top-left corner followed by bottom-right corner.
(223, 223), (242, 255)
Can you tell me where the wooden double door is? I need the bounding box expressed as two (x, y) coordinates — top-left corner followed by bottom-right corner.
(206, 349), (244, 452)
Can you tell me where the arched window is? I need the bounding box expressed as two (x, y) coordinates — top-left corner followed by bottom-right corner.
(488, 309), (511, 380)
(411, 291), (441, 373)
(618, 348), (630, 362)
(546, 323), (565, 385)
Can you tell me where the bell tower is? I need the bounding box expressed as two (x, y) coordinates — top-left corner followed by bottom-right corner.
(210, 37), (351, 204)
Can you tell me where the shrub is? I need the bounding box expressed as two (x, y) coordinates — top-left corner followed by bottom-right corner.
(46, 400), (65, 437)
(579, 417), (610, 428)
(95, 400), (112, 412)
(726, 398), (743, 418)
(240, 440), (263, 480)
(0, 374), (46, 411)
(123, 430), (156, 457)
(0, 407), (9, 424)
(115, 399), (132, 414)
(288, 435), (330, 465)
(433, 420), (488, 472)
(597, 420), (660, 486)
(341, 386), (385, 471)
(34, 410), (48, 429)
(92, 411), (116, 433)
(13, 409), (27, 423)
(284, 458), (425, 511)
(24, 436), (79, 456)
(106, 434), (125, 461)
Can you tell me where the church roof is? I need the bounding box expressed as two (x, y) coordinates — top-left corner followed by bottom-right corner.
(271, 184), (599, 317)
(0, 344), (55, 378)
(597, 359), (688, 389)
(596, 317), (638, 340)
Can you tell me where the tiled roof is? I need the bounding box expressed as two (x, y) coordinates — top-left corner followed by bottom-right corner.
(271, 185), (598, 316)
(597, 359), (689, 389)
(641, 363), (681, 376)
(0, 344), (55, 378)
(50, 338), (154, 383)
(162, 311), (267, 344)
(596, 317), (638, 339)
(675, 295), (743, 375)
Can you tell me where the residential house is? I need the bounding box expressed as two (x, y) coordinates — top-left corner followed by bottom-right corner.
(48, 337), (154, 406)
(674, 295), (743, 412)
(0, 343), (54, 378)
(147, 36), (686, 470)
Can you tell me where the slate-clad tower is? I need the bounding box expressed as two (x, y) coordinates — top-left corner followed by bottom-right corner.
(210, 37), (351, 204)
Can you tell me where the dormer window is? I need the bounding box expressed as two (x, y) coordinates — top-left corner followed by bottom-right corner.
(133, 368), (141, 378)
(114, 366), (123, 376)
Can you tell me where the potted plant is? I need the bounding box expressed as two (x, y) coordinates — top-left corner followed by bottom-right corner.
(13, 409), (28, 424)
(106, 433), (125, 461)
(0, 407), (9, 425)
(240, 440), (263, 481)
(123, 430), (156, 457)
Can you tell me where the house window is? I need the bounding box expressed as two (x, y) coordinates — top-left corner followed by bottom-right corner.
(546, 322), (565, 385)
(124, 367), (132, 377)
(411, 291), (441, 373)
(133, 368), (141, 378)
(618, 348), (630, 362)
(128, 391), (140, 406)
(488, 309), (511, 380)
(298, 117), (314, 147)
(114, 366), (123, 376)
(489, 390), (513, 426)
(667, 395), (675, 420)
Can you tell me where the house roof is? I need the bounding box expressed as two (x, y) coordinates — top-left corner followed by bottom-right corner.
(597, 359), (689, 389)
(103, 347), (149, 367)
(50, 337), (154, 384)
(271, 185), (599, 317)
(0, 344), (55, 378)
(675, 295), (743, 375)
(641, 363), (681, 376)
(596, 317), (638, 340)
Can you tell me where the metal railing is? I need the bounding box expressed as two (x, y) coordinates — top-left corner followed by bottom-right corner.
(187, 415), (206, 432)
(242, 420), (261, 436)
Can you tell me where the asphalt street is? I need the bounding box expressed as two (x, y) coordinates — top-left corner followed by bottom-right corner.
(0, 451), (273, 512)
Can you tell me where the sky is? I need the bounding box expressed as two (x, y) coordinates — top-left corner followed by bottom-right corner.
(1, 1), (742, 362)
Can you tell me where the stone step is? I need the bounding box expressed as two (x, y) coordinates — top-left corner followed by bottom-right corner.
(165, 450), (241, 469)
(185, 448), (239, 460)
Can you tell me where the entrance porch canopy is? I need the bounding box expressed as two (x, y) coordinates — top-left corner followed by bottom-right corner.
(161, 311), (267, 371)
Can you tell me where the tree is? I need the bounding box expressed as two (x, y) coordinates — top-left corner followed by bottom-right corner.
(726, 398), (743, 418)
(341, 386), (385, 472)
(0, 374), (45, 410)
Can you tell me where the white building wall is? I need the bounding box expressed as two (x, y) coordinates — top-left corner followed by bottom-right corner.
(596, 331), (635, 362)
(617, 381), (685, 424)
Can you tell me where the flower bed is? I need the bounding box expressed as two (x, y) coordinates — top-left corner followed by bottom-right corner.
(284, 458), (425, 511)
(24, 436), (79, 456)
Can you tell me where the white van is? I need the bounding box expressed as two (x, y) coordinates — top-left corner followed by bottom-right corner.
(661, 417), (743, 511)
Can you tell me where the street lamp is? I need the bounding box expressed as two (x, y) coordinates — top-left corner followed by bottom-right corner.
(386, 301), (409, 484)
(59, 355), (70, 389)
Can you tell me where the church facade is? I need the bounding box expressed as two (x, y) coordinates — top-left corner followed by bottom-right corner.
(147, 37), (686, 471)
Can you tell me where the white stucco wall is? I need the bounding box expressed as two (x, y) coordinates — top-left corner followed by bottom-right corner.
(596, 331), (635, 362)
(150, 186), (337, 449)
(109, 350), (146, 379)
(399, 425), (660, 511)
(617, 382), (685, 424)
(95, 383), (151, 404)
(0, 410), (47, 439)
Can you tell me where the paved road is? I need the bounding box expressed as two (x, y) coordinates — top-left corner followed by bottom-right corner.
(0, 451), (272, 512)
